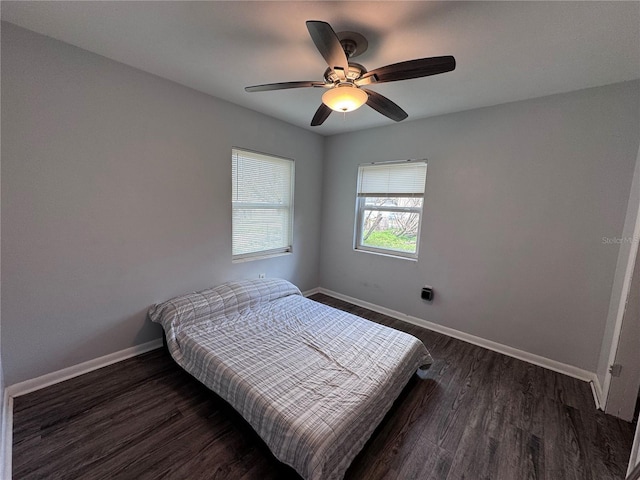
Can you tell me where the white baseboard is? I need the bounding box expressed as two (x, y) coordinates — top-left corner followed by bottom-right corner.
(590, 376), (604, 410)
(302, 287), (321, 297)
(1, 390), (13, 480)
(6, 339), (163, 398)
(319, 288), (601, 407)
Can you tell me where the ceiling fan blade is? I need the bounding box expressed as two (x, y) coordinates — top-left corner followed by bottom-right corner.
(306, 21), (349, 79)
(363, 89), (408, 122)
(311, 103), (332, 126)
(357, 56), (456, 85)
(245, 81), (328, 93)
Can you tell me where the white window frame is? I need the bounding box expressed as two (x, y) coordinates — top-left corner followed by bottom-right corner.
(232, 148), (294, 262)
(354, 160), (427, 260)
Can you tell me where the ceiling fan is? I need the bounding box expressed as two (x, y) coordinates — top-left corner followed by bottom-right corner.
(245, 20), (456, 126)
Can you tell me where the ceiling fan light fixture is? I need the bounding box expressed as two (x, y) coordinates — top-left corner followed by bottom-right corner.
(245, 20), (455, 126)
(322, 84), (368, 113)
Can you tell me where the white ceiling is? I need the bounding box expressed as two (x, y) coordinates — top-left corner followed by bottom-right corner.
(3, 1), (639, 136)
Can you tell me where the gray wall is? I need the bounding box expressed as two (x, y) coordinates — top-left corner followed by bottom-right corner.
(1, 23), (324, 385)
(320, 81), (640, 372)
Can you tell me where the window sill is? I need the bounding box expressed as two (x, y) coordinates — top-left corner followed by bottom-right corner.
(353, 247), (418, 262)
(232, 251), (292, 263)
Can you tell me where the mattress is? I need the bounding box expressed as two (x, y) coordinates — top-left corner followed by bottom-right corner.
(149, 278), (433, 480)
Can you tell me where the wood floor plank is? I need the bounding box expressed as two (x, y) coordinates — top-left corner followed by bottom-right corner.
(15, 393), (182, 478)
(543, 397), (592, 480)
(582, 409), (637, 480)
(344, 377), (442, 479)
(495, 425), (544, 480)
(396, 436), (453, 480)
(466, 352), (510, 440)
(505, 360), (545, 437)
(12, 294), (636, 480)
(446, 424), (500, 480)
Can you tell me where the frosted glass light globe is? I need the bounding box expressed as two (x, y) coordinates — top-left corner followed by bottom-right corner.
(322, 84), (368, 112)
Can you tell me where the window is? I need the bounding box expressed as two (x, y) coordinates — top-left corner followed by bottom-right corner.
(232, 148), (294, 261)
(354, 161), (427, 259)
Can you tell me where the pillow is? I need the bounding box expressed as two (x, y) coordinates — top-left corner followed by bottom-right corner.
(148, 277), (301, 336)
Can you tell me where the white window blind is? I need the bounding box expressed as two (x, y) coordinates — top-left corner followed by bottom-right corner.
(232, 148), (294, 260)
(358, 162), (427, 197)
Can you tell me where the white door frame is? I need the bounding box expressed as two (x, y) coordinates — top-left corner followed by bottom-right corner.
(602, 146), (640, 408)
(602, 212), (640, 405)
(629, 419), (640, 477)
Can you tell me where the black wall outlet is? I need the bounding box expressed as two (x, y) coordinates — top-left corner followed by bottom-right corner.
(420, 287), (433, 302)
(421, 286), (434, 301)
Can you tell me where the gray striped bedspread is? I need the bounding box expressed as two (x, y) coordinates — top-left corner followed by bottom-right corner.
(148, 278), (433, 480)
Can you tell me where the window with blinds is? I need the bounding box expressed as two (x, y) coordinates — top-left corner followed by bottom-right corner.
(232, 148), (294, 260)
(355, 160), (427, 259)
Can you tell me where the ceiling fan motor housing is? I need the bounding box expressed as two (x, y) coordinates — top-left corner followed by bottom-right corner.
(324, 63), (367, 83)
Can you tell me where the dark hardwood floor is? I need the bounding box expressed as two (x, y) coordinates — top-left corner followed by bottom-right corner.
(13, 293), (636, 480)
